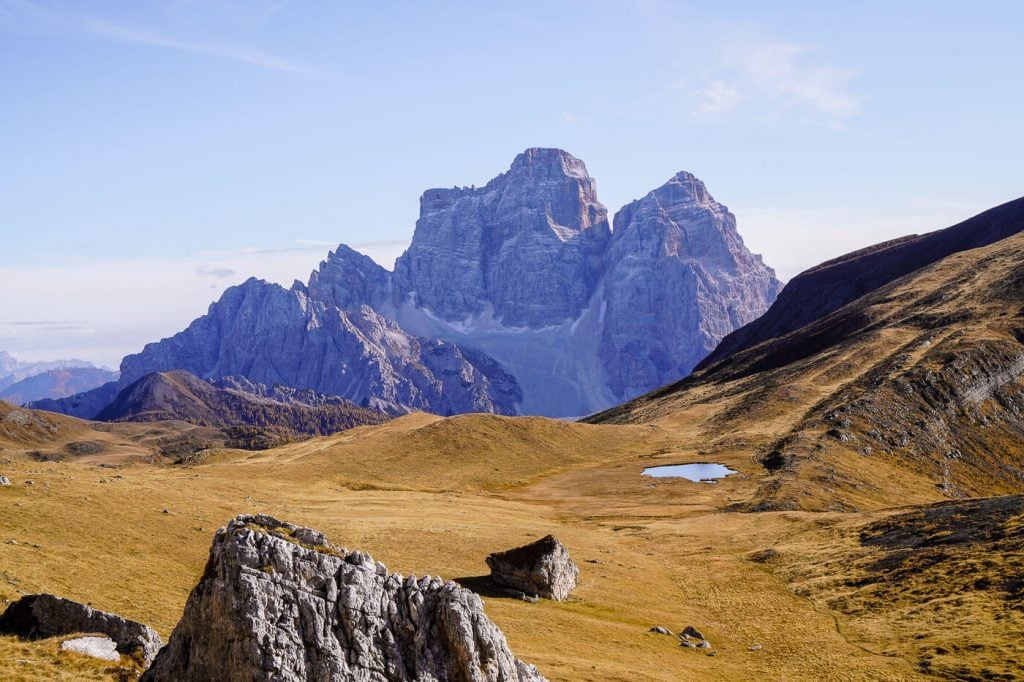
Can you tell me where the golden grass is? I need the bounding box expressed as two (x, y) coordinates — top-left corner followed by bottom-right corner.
(0, 410), (937, 681)
(0, 634), (142, 681)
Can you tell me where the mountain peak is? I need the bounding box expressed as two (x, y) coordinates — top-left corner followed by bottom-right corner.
(509, 147), (590, 179)
(655, 171), (712, 204)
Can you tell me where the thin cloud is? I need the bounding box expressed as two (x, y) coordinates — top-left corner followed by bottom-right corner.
(0, 0), (316, 76)
(632, 3), (862, 128)
(696, 80), (742, 115)
(84, 20), (316, 76)
(696, 38), (861, 126)
(195, 265), (237, 278)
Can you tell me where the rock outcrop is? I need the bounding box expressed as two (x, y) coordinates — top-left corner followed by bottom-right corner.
(142, 514), (545, 682)
(0, 593), (162, 665)
(486, 535), (578, 601)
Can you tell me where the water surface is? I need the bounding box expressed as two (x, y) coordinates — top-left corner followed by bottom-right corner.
(641, 463), (737, 482)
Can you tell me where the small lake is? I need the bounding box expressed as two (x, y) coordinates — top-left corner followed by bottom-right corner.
(641, 463), (737, 483)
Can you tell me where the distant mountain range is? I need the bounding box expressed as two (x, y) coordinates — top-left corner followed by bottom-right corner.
(0, 367), (119, 406)
(0, 352), (117, 404)
(105, 148), (779, 418)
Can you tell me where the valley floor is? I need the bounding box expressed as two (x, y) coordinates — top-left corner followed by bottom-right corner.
(0, 413), (1018, 680)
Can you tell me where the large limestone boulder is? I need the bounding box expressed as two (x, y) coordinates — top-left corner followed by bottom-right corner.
(0, 593), (162, 664)
(142, 514), (545, 682)
(486, 535), (579, 601)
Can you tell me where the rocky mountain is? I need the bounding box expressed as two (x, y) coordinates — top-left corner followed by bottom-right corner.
(119, 278), (521, 416)
(392, 147), (611, 328)
(592, 196), (1024, 512)
(108, 149), (778, 418)
(390, 151), (778, 414)
(0, 367), (118, 406)
(597, 171), (782, 400)
(94, 370), (387, 437)
(143, 515), (545, 681)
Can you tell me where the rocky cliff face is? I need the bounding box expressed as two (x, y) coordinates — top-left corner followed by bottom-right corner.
(119, 279), (521, 416)
(117, 149), (777, 417)
(142, 514), (545, 682)
(599, 172), (781, 400)
(393, 148), (611, 328)
(308, 244), (392, 312)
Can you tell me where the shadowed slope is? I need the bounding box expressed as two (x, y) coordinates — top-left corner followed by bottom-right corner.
(591, 202), (1024, 512)
(699, 195), (1024, 375)
(96, 370), (386, 437)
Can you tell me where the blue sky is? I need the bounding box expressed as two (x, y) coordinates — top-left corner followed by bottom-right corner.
(2, 0), (1022, 365)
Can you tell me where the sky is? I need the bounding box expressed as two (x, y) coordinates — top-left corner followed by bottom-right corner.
(2, 0), (1022, 367)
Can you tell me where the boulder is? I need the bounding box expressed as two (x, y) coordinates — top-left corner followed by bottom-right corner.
(0, 594), (162, 664)
(486, 535), (579, 601)
(142, 514), (545, 682)
(0, 475), (10, 486)
(681, 626), (705, 640)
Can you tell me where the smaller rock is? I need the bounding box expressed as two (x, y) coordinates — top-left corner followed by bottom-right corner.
(749, 644), (763, 651)
(486, 535), (579, 601)
(697, 640), (712, 649)
(0, 475), (10, 486)
(747, 548), (779, 563)
(5, 540), (16, 545)
(60, 636), (120, 662)
(162, 509), (170, 514)
(706, 650), (718, 657)
(0, 594), (162, 665)
(680, 639), (696, 649)
(681, 626), (705, 640)
(649, 626), (673, 636)
(24, 480), (33, 486)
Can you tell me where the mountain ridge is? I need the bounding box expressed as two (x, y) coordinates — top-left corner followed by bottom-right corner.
(95, 369), (387, 438)
(698, 195), (1024, 375)
(46, 148), (779, 418)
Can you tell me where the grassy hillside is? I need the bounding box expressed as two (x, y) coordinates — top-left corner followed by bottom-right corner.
(0, 409), (935, 681)
(4, 209), (1024, 680)
(592, 231), (1024, 513)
